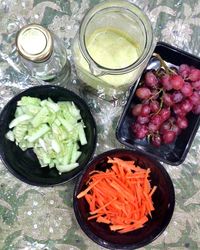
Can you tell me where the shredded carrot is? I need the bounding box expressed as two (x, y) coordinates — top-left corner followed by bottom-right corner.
(77, 157), (157, 233)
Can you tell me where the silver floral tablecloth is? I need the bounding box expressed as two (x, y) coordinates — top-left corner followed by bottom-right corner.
(0, 0), (200, 249)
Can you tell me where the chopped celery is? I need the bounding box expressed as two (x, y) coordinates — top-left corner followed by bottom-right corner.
(51, 139), (61, 154)
(13, 124), (29, 143)
(9, 114), (32, 129)
(58, 117), (74, 132)
(6, 96), (87, 173)
(31, 107), (49, 128)
(78, 123), (87, 145)
(57, 163), (79, 174)
(27, 124), (50, 142)
(17, 96), (40, 106)
(6, 131), (14, 141)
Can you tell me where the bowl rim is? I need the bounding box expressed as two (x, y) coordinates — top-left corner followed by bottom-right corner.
(0, 84), (97, 186)
(116, 41), (200, 166)
(73, 148), (175, 250)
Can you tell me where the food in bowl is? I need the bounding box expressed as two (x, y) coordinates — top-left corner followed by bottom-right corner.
(6, 96), (87, 174)
(74, 149), (175, 249)
(131, 53), (200, 147)
(77, 156), (157, 233)
(0, 85), (97, 186)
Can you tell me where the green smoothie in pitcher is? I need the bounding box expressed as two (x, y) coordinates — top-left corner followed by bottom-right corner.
(72, 0), (154, 99)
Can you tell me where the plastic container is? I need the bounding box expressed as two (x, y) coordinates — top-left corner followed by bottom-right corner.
(72, 0), (154, 100)
(116, 42), (200, 166)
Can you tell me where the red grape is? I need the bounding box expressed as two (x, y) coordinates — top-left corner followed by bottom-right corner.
(171, 124), (182, 136)
(162, 130), (176, 144)
(130, 62), (200, 147)
(170, 75), (184, 90)
(148, 122), (160, 133)
(140, 104), (151, 116)
(152, 135), (162, 147)
(172, 91), (184, 103)
(136, 87), (151, 100)
(180, 99), (193, 113)
(160, 108), (171, 121)
(151, 114), (163, 126)
(144, 71), (159, 88)
(176, 116), (188, 129)
(150, 100), (160, 113)
(134, 125), (148, 139)
(163, 93), (173, 107)
(192, 80), (200, 90)
(131, 122), (141, 134)
(137, 115), (150, 124)
(192, 104), (200, 115)
(188, 68), (200, 82)
(189, 91), (200, 105)
(161, 74), (172, 90)
(131, 104), (142, 116)
(181, 83), (193, 97)
(178, 64), (191, 78)
(173, 104), (186, 117)
(160, 121), (171, 134)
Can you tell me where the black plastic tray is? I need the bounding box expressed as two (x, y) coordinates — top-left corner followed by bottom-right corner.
(116, 42), (200, 166)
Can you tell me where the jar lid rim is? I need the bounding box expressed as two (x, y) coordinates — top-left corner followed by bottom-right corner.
(16, 24), (53, 62)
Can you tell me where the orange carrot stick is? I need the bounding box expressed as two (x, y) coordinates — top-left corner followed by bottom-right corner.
(77, 157), (157, 234)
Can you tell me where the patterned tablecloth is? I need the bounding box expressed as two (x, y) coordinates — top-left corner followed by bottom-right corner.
(0, 0), (200, 249)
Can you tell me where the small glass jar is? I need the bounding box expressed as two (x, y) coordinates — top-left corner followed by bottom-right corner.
(16, 24), (70, 84)
(72, 0), (154, 100)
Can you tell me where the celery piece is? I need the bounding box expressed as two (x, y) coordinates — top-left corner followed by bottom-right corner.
(9, 114), (32, 129)
(58, 117), (73, 132)
(15, 107), (24, 117)
(71, 147), (82, 164)
(21, 105), (41, 116)
(62, 111), (77, 125)
(31, 107), (49, 128)
(67, 102), (81, 119)
(17, 96), (40, 106)
(41, 99), (60, 112)
(62, 141), (74, 165)
(38, 138), (47, 152)
(78, 123), (87, 145)
(51, 139), (61, 154)
(13, 124), (28, 143)
(56, 163), (79, 173)
(6, 131), (15, 141)
(27, 124), (50, 143)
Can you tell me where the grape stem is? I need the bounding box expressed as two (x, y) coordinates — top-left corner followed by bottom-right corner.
(149, 88), (163, 101)
(152, 53), (176, 75)
(149, 88), (164, 117)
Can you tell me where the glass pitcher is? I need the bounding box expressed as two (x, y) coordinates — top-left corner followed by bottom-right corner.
(72, 0), (154, 100)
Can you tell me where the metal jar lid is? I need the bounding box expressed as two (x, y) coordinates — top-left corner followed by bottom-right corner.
(16, 24), (53, 62)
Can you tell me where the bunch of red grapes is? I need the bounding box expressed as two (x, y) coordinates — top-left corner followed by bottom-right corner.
(131, 63), (200, 147)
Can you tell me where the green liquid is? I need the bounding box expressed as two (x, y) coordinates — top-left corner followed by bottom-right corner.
(86, 28), (140, 69)
(75, 28), (141, 88)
